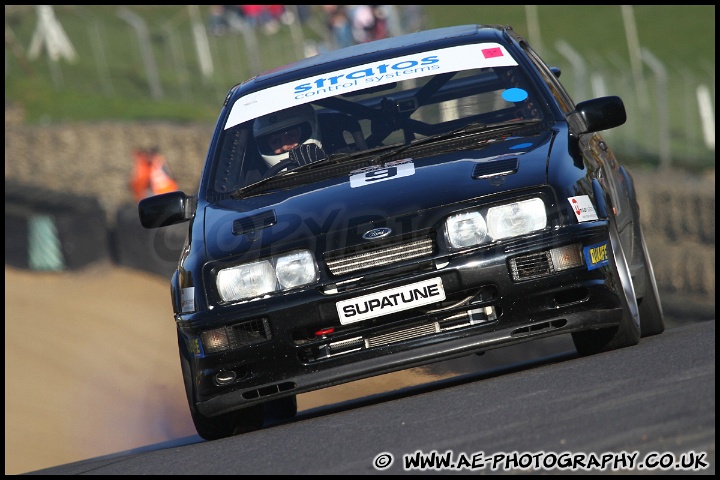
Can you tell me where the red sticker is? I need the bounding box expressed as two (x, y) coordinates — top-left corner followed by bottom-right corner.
(482, 47), (503, 59)
(571, 197), (580, 215)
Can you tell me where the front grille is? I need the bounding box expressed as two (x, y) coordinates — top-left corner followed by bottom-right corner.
(325, 238), (434, 276)
(228, 318), (272, 347)
(509, 251), (554, 280)
(365, 323), (440, 348)
(298, 305), (499, 363)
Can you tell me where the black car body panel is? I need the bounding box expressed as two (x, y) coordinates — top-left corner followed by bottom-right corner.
(202, 134), (553, 261)
(139, 24), (664, 439)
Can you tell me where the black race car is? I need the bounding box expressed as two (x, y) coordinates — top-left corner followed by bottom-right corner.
(139, 24), (665, 440)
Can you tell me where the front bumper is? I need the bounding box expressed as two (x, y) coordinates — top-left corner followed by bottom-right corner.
(180, 221), (620, 417)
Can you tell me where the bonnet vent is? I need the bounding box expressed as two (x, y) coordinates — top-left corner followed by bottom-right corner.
(232, 210), (277, 235)
(472, 158), (519, 179)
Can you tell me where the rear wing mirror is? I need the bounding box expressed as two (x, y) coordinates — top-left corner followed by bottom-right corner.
(572, 96), (627, 134)
(138, 191), (195, 229)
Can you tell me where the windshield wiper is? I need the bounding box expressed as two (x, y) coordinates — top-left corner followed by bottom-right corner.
(230, 171), (290, 199)
(231, 142), (413, 199)
(284, 141), (411, 175)
(368, 118), (542, 166)
(231, 119), (541, 199)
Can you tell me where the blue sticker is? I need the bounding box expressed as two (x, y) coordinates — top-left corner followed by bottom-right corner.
(584, 242), (609, 270)
(509, 142), (533, 150)
(502, 88), (528, 102)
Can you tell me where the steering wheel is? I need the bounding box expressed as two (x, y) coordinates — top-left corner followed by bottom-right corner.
(263, 158), (299, 178)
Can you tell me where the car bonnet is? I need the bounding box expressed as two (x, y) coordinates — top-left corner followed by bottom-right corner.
(202, 130), (553, 261)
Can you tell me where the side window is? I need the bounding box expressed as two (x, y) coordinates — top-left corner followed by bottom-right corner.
(212, 124), (264, 194)
(521, 44), (575, 114)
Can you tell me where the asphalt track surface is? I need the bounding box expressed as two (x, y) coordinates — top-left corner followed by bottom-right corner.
(27, 320), (714, 475)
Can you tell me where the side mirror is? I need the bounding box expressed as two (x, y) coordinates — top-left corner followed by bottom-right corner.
(138, 191), (195, 229)
(573, 96), (627, 134)
(550, 66), (561, 78)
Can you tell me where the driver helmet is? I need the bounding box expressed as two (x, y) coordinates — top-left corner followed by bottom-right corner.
(253, 104), (322, 166)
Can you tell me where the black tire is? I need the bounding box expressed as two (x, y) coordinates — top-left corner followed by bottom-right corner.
(264, 395), (298, 423)
(636, 225), (665, 337)
(572, 219), (641, 356)
(178, 333), (264, 440)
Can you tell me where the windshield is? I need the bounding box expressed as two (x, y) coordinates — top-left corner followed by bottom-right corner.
(209, 45), (546, 197)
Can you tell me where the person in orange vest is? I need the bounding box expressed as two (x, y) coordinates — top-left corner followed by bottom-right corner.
(130, 146), (179, 202)
(147, 146), (179, 196)
(130, 147), (152, 202)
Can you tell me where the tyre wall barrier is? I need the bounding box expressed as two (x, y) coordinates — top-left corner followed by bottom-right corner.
(639, 190), (715, 245)
(5, 181), (110, 270)
(111, 203), (188, 279)
(632, 171), (715, 321)
(4, 182), (187, 278)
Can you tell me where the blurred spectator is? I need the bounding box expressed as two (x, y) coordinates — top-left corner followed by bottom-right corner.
(348, 5), (375, 44)
(208, 5), (229, 36)
(207, 5), (247, 36)
(208, 5), (290, 36)
(240, 5), (285, 34)
(316, 5), (408, 52)
(129, 147), (179, 202)
(293, 5), (314, 24)
(239, 4), (264, 28)
(379, 5), (403, 37)
(322, 5), (353, 49)
(348, 5), (390, 44)
(210, 5), (413, 51)
(369, 5), (389, 41)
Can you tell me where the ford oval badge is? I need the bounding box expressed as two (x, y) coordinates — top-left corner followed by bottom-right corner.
(362, 227), (392, 240)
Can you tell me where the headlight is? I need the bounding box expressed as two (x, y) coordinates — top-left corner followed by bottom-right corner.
(444, 197), (547, 249)
(216, 249), (318, 302)
(445, 211), (487, 248)
(275, 250), (318, 288)
(217, 260), (276, 301)
(486, 198), (546, 240)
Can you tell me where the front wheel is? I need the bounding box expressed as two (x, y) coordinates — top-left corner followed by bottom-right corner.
(190, 403), (264, 441)
(178, 333), (264, 440)
(264, 395), (298, 424)
(572, 219), (641, 356)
